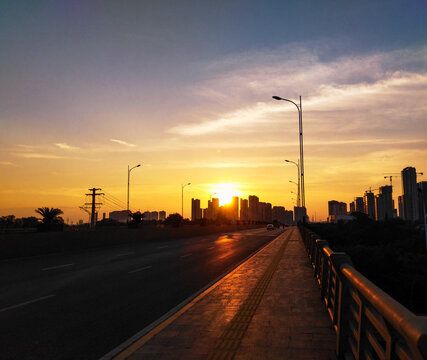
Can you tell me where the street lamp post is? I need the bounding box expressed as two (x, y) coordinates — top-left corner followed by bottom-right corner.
(127, 164), (141, 213)
(274, 96), (305, 208)
(209, 193), (217, 201)
(285, 159), (300, 207)
(181, 183), (191, 218)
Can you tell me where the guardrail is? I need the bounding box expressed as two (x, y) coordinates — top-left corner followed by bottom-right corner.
(299, 225), (427, 360)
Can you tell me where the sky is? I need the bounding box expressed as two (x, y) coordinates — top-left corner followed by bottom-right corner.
(1, 0), (426, 222)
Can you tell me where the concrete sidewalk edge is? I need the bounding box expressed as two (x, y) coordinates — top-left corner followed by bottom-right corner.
(99, 230), (286, 360)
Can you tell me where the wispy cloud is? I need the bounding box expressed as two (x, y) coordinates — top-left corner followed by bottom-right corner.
(0, 161), (19, 167)
(13, 153), (68, 159)
(168, 44), (427, 138)
(55, 143), (79, 150)
(110, 139), (136, 147)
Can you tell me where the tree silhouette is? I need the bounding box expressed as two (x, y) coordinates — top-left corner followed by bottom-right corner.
(164, 213), (183, 227)
(35, 207), (64, 224)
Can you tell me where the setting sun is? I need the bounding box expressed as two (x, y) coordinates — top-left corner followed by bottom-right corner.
(210, 183), (242, 206)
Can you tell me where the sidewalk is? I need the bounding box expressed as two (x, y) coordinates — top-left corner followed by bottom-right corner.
(114, 227), (336, 360)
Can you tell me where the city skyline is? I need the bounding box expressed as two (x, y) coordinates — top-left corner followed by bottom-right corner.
(1, 2), (426, 222)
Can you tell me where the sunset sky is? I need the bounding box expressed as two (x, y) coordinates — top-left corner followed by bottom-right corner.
(1, 1), (426, 222)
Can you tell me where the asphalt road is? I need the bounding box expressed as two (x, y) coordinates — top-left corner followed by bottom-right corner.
(0, 227), (284, 360)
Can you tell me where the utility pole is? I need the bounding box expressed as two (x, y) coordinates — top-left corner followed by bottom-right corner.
(85, 188), (104, 228)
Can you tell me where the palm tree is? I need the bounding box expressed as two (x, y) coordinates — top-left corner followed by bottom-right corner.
(35, 207), (64, 224)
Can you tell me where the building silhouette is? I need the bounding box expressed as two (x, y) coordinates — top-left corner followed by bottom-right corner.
(418, 181), (427, 222)
(328, 200), (347, 216)
(355, 197), (364, 213)
(401, 167), (419, 221)
(159, 211), (166, 221)
(363, 192), (376, 219)
(109, 210), (130, 223)
(375, 185), (393, 220)
(191, 198), (202, 221)
(240, 198), (249, 221)
(248, 195), (259, 222)
(230, 196), (239, 221)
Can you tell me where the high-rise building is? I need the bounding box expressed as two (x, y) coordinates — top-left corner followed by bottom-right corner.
(191, 198), (202, 221)
(248, 195), (259, 221)
(230, 196), (239, 221)
(418, 181), (427, 222)
(401, 167), (419, 221)
(355, 197), (365, 213)
(258, 202), (272, 222)
(363, 192), (376, 219)
(159, 211), (166, 221)
(240, 199), (249, 221)
(398, 196), (404, 218)
(375, 185), (393, 220)
(212, 197), (219, 220)
(272, 206), (285, 223)
(328, 200), (347, 216)
(349, 201), (355, 213)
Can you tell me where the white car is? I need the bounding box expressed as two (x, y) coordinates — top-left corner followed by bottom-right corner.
(266, 224), (274, 230)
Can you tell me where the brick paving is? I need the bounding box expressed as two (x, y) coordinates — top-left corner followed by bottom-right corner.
(123, 227), (336, 360)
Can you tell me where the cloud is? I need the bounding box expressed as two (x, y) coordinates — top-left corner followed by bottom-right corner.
(55, 143), (79, 150)
(167, 44), (427, 138)
(110, 139), (136, 147)
(0, 161), (19, 167)
(13, 153), (68, 159)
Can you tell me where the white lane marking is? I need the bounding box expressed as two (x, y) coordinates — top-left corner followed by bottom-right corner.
(207, 246), (215, 250)
(157, 245), (169, 249)
(180, 253), (192, 259)
(0, 295), (56, 313)
(128, 265), (153, 274)
(116, 252), (135, 257)
(42, 263), (74, 271)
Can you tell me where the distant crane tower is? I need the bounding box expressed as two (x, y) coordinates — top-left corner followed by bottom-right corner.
(85, 188), (104, 228)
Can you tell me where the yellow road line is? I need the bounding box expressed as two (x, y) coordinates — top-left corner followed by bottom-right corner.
(206, 228), (293, 360)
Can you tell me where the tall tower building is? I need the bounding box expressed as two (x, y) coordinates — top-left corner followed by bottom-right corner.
(376, 185), (393, 220)
(211, 197), (219, 220)
(248, 195), (259, 221)
(240, 198), (249, 221)
(355, 197), (365, 213)
(191, 198), (202, 221)
(418, 181), (427, 222)
(401, 167), (419, 221)
(364, 192), (376, 219)
(230, 196), (239, 221)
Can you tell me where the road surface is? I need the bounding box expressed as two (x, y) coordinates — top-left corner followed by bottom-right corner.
(0, 227), (284, 360)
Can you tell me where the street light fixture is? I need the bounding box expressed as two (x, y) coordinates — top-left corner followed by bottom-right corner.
(274, 96), (305, 208)
(285, 159), (300, 207)
(210, 193), (217, 201)
(127, 164), (141, 213)
(182, 183), (191, 218)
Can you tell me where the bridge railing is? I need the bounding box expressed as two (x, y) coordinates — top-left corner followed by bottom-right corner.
(299, 225), (427, 360)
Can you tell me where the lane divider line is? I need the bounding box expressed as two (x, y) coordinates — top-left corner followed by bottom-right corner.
(0, 294), (56, 313)
(207, 246), (215, 250)
(128, 266), (153, 274)
(206, 228), (294, 360)
(42, 263), (74, 271)
(116, 252), (134, 257)
(180, 253), (192, 259)
(157, 246), (169, 249)
(104, 230), (286, 360)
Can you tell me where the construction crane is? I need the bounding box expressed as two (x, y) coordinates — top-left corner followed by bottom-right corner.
(383, 172), (424, 187)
